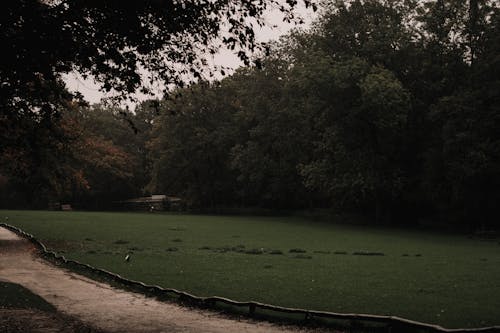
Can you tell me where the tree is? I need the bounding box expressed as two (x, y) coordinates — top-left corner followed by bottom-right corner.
(422, 4), (500, 229)
(0, 112), (78, 208)
(0, 0), (311, 207)
(148, 83), (240, 208)
(69, 105), (146, 207)
(1, 0), (310, 121)
(227, 58), (315, 209)
(294, 55), (410, 221)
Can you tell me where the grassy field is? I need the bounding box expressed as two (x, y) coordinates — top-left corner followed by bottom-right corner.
(2, 210), (499, 328)
(0, 281), (56, 312)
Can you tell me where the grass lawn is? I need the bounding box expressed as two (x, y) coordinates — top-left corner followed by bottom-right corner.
(0, 281), (56, 312)
(2, 210), (499, 328)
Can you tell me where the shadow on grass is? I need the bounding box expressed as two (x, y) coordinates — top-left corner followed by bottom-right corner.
(0, 281), (56, 312)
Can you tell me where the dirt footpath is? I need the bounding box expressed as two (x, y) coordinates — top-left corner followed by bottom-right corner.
(0, 227), (336, 333)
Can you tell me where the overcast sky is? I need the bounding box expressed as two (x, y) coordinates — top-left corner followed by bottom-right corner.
(63, 6), (317, 105)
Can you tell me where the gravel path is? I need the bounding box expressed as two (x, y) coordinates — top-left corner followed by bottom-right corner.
(0, 227), (336, 333)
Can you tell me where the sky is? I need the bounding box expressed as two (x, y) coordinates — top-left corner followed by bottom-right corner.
(63, 6), (317, 105)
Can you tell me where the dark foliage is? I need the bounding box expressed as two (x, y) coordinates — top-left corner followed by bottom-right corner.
(2, 0), (499, 231)
(0, 0), (307, 208)
(148, 0), (500, 229)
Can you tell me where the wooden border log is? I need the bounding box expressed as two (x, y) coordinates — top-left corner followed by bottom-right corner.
(249, 303), (256, 316)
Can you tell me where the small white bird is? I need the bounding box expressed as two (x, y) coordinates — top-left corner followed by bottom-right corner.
(124, 254), (131, 262)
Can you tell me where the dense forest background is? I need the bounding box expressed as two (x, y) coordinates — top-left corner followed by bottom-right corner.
(1, 0), (499, 230)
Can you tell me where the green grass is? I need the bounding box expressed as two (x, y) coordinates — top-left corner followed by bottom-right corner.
(0, 281), (56, 312)
(2, 210), (500, 328)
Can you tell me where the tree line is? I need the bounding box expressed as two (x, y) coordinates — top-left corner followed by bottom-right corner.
(1, 0), (499, 230)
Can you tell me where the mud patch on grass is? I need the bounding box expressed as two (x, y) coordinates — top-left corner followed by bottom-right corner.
(168, 227), (186, 231)
(166, 247), (178, 252)
(289, 248), (307, 253)
(244, 248), (264, 255)
(352, 251), (384, 256)
(292, 254), (312, 259)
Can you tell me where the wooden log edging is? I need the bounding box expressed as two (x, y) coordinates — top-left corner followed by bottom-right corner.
(1, 222), (499, 333)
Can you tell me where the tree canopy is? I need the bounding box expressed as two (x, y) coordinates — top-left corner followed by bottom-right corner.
(0, 0), (310, 206)
(1, 0), (310, 115)
(145, 0), (500, 229)
(1, 0), (499, 231)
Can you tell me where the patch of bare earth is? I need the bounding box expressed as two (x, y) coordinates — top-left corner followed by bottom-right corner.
(0, 227), (339, 333)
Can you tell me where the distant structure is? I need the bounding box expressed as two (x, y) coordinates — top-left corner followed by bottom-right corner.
(61, 204), (73, 211)
(48, 202), (73, 211)
(116, 194), (183, 211)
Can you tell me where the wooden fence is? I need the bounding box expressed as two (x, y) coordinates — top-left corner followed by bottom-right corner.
(1, 222), (499, 333)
